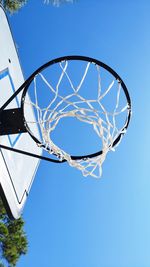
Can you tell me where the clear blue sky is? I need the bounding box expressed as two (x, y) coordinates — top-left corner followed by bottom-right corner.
(8, 1), (150, 266)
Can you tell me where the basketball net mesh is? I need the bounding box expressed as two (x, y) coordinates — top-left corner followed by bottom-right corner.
(25, 61), (129, 178)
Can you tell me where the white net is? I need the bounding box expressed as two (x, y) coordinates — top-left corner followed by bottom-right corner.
(24, 59), (129, 178)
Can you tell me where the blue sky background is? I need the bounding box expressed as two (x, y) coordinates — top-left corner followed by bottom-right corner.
(7, 1), (150, 266)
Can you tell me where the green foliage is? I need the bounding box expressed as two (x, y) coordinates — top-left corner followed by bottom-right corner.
(0, 198), (28, 267)
(0, 0), (74, 13)
(0, 263), (5, 267)
(0, 0), (28, 13)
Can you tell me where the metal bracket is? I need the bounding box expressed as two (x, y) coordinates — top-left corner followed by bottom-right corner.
(0, 108), (27, 135)
(0, 143), (66, 163)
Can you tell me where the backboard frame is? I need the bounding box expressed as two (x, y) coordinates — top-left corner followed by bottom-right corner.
(0, 5), (42, 219)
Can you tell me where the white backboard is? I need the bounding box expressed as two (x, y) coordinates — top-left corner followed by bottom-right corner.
(0, 6), (42, 219)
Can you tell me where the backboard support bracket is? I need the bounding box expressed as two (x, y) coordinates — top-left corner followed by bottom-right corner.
(0, 143), (66, 163)
(0, 108), (27, 135)
(0, 98), (66, 163)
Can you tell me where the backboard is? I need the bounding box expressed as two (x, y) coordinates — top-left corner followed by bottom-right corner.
(0, 6), (42, 219)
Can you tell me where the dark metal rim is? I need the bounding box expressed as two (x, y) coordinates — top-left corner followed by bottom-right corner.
(21, 55), (132, 162)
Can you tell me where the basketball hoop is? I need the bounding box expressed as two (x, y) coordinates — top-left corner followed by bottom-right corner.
(20, 56), (131, 177)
